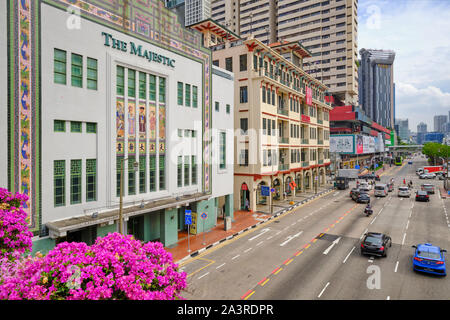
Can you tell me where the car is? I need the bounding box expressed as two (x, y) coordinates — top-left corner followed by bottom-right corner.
(359, 182), (371, 192)
(361, 232), (392, 257)
(421, 184), (435, 194)
(356, 193), (370, 204)
(425, 173), (436, 179)
(374, 184), (388, 197)
(350, 188), (361, 200)
(415, 190), (430, 202)
(398, 186), (411, 198)
(412, 243), (447, 276)
(408, 161), (413, 165)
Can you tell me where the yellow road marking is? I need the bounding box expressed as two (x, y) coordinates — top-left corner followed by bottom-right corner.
(261, 278), (270, 286)
(186, 257), (216, 278)
(274, 267), (283, 275)
(285, 258), (294, 265)
(243, 291), (255, 300)
(295, 250), (303, 256)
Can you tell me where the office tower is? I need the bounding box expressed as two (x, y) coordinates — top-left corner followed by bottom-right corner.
(417, 122), (427, 133)
(359, 49), (396, 130)
(210, 0), (359, 105)
(166, 0), (212, 26)
(434, 115), (448, 133)
(395, 118), (410, 141)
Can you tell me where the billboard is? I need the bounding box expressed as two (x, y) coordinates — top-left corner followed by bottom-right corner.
(362, 135), (375, 154)
(330, 135), (354, 154)
(306, 87), (312, 106)
(356, 135), (363, 154)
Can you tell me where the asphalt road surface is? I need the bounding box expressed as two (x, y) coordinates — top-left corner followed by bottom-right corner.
(180, 155), (450, 300)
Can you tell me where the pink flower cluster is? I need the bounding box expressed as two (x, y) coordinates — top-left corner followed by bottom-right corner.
(0, 233), (187, 300)
(0, 188), (33, 261)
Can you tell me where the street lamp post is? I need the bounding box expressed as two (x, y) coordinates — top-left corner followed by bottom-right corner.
(118, 157), (139, 235)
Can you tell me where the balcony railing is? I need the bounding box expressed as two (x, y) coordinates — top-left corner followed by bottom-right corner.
(318, 159), (324, 165)
(278, 137), (289, 144)
(279, 164), (290, 171)
(301, 138), (309, 144)
(318, 140), (324, 145)
(277, 108), (289, 116)
(317, 119), (323, 124)
(302, 161), (309, 167)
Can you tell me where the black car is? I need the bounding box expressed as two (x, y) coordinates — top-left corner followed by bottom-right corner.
(361, 232), (392, 257)
(421, 184), (435, 194)
(415, 190), (430, 202)
(350, 188), (361, 201)
(356, 193), (370, 204)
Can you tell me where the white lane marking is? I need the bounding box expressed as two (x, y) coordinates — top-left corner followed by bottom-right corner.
(276, 231), (282, 235)
(280, 231), (303, 247)
(360, 229), (368, 240)
(343, 246), (356, 264)
(256, 241), (264, 246)
(370, 217), (377, 225)
(378, 208), (384, 215)
(402, 233), (407, 245)
(323, 237), (341, 255)
(266, 236), (273, 240)
(244, 248), (252, 253)
(216, 263), (226, 269)
(198, 272), (209, 280)
(395, 261), (399, 273)
(318, 282), (330, 298)
(232, 254), (240, 260)
(406, 220), (410, 230)
(248, 228), (270, 241)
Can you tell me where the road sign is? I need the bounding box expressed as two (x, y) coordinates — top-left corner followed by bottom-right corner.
(270, 188), (276, 193)
(201, 212), (207, 220)
(185, 209), (192, 225)
(261, 186), (270, 197)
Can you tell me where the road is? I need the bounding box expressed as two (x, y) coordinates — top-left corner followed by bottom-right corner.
(180, 155), (450, 300)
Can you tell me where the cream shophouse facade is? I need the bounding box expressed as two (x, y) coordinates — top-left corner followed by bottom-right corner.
(0, 0), (234, 253)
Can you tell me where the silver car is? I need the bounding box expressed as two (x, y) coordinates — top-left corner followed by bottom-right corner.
(398, 186), (411, 198)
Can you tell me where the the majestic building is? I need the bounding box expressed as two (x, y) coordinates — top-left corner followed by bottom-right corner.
(1, 0), (234, 252)
(189, 19), (333, 212)
(358, 49), (396, 130)
(210, 0), (359, 105)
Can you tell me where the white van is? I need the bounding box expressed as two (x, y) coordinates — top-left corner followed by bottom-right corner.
(374, 184), (388, 197)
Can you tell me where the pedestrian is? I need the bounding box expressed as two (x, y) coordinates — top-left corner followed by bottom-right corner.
(403, 178), (406, 185)
(245, 198), (249, 211)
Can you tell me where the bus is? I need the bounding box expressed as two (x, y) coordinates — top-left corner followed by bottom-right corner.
(395, 156), (403, 166)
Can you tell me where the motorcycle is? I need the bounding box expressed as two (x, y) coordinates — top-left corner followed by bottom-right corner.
(364, 205), (373, 217)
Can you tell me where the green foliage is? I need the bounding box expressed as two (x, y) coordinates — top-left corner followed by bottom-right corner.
(422, 142), (450, 164)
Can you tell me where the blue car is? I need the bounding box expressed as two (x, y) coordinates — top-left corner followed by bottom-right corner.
(412, 243), (447, 276)
(408, 161), (413, 165)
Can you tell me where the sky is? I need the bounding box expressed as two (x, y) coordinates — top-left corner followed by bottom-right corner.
(358, 0), (450, 133)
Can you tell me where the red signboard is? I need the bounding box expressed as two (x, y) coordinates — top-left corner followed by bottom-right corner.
(301, 114), (310, 123)
(306, 87), (312, 106)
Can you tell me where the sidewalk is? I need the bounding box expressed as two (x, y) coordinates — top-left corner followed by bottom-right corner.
(439, 186), (447, 199)
(167, 186), (335, 264)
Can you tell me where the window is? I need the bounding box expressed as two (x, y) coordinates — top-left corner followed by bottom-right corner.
(263, 118), (267, 135)
(116, 157), (122, 197)
(239, 149), (249, 166)
(262, 86), (266, 103)
(177, 156), (183, 187)
(213, 60), (219, 67)
(184, 155), (190, 186)
(149, 155), (156, 192)
(178, 129), (183, 137)
(177, 82), (184, 105)
(116, 66), (125, 96)
(70, 160), (82, 205)
(191, 156), (197, 185)
(239, 54), (247, 71)
(149, 75), (156, 101)
(139, 72), (146, 100)
(215, 101), (219, 112)
(86, 159), (97, 202)
(139, 156), (146, 194)
(86, 122), (97, 133)
(193, 86), (198, 108)
(159, 77), (166, 103)
(240, 118), (248, 135)
(185, 84), (191, 107)
(54, 120), (65, 132)
(219, 132), (226, 169)
(226, 104), (230, 114)
(54, 49), (67, 85)
(71, 121), (82, 133)
(128, 156), (136, 195)
(87, 58), (98, 90)
(128, 69), (136, 97)
(159, 155), (165, 190)
(240, 86), (248, 103)
(225, 57), (233, 72)
(71, 53), (83, 88)
(54, 160), (65, 207)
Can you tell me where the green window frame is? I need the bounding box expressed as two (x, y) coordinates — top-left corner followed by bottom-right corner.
(184, 155), (190, 186)
(86, 159), (97, 202)
(177, 156), (183, 187)
(215, 101), (219, 112)
(139, 156), (146, 194)
(128, 156), (136, 195)
(71, 121), (82, 133)
(70, 159), (82, 205)
(54, 160), (66, 207)
(192, 86), (198, 108)
(159, 155), (165, 190)
(54, 120), (65, 132)
(159, 77), (166, 103)
(149, 75), (156, 101)
(86, 122), (97, 133)
(71, 53), (83, 88)
(191, 155), (197, 185)
(87, 57), (98, 90)
(116, 66), (125, 96)
(226, 104), (230, 114)
(139, 72), (146, 100)
(149, 155), (156, 192)
(177, 82), (184, 105)
(54, 49), (67, 85)
(185, 84), (191, 107)
(116, 157), (122, 197)
(128, 69), (136, 97)
(219, 132), (226, 169)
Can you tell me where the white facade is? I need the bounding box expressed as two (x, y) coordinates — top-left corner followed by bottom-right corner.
(0, 1), (7, 189)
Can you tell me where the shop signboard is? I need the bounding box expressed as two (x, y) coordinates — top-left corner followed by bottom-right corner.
(330, 135), (354, 154)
